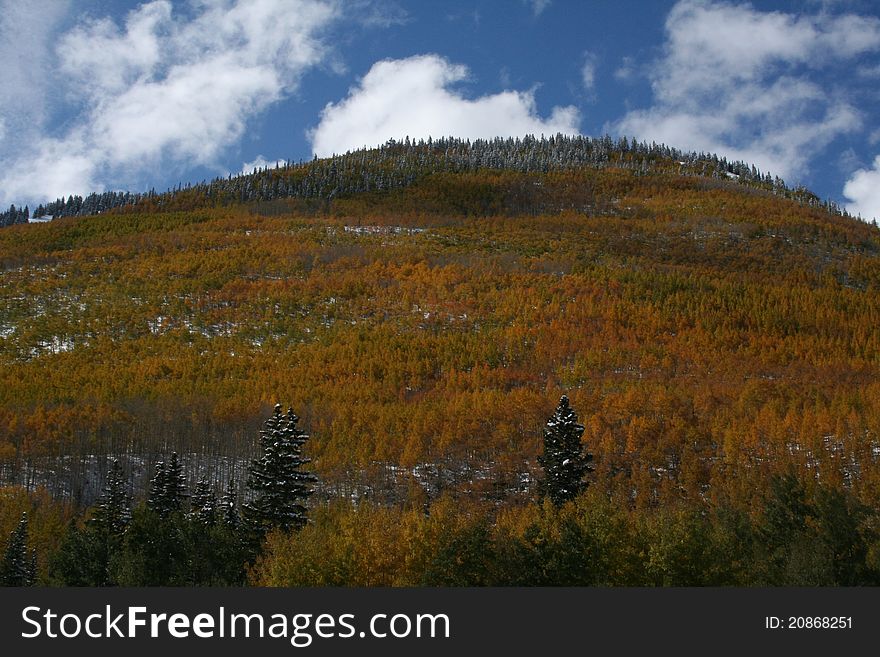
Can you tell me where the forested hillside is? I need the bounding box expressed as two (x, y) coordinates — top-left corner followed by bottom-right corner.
(2, 137), (880, 585)
(1, 135), (854, 227)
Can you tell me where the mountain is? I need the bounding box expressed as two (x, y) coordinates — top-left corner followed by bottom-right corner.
(1, 136), (880, 585)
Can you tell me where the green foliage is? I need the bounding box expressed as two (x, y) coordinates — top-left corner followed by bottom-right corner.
(50, 521), (115, 586)
(420, 520), (495, 586)
(244, 404), (317, 534)
(107, 506), (247, 586)
(50, 460), (131, 585)
(538, 396), (593, 506)
(1, 512), (36, 586)
(147, 453), (187, 518)
(755, 473), (879, 586)
(219, 480), (240, 529)
(90, 459), (131, 535)
(252, 479), (880, 586)
(190, 477), (217, 526)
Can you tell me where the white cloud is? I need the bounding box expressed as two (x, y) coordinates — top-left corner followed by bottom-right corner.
(0, 0), (341, 205)
(614, 56), (637, 82)
(240, 155), (286, 175)
(581, 52), (598, 91)
(843, 155), (880, 221)
(0, 0), (71, 149)
(309, 54), (579, 156)
(58, 1), (170, 96)
(92, 58), (283, 165)
(525, 0), (551, 17)
(615, 0), (880, 180)
(0, 132), (98, 205)
(858, 63), (880, 77)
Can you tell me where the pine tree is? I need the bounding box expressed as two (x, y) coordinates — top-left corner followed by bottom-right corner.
(147, 460), (167, 513)
(190, 477), (217, 526)
(220, 480), (240, 529)
(244, 404), (317, 533)
(165, 452), (187, 512)
(147, 452), (187, 518)
(1, 513), (35, 586)
(538, 395), (593, 506)
(51, 460), (131, 586)
(90, 459), (131, 535)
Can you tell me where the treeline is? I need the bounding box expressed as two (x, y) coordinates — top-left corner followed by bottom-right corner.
(254, 398), (879, 587)
(5, 397), (878, 586)
(254, 475), (880, 587)
(2, 404), (316, 586)
(10, 135), (852, 225)
(0, 204), (29, 228)
(32, 191), (147, 222)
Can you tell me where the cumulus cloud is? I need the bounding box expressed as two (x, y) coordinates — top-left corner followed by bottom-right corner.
(844, 155), (880, 221)
(0, 0), (341, 205)
(615, 0), (880, 180)
(309, 55), (579, 156)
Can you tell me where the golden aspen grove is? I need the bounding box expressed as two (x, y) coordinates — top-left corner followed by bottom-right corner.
(1, 137), (879, 586)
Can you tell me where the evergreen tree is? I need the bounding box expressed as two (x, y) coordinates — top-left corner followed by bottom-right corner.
(190, 477), (217, 526)
(165, 452), (187, 512)
(90, 459), (131, 535)
(51, 460), (131, 586)
(147, 452), (187, 517)
(147, 459), (167, 513)
(538, 395), (593, 506)
(244, 404), (317, 533)
(220, 480), (240, 529)
(1, 513), (35, 586)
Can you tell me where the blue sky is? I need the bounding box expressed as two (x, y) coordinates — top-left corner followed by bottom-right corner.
(2, 0), (880, 219)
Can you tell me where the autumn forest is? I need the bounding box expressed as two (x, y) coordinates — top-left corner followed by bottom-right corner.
(2, 137), (880, 586)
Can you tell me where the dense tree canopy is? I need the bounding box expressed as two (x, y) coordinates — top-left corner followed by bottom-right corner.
(0, 139), (879, 585)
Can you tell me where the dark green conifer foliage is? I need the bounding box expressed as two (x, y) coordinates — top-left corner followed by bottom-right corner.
(1, 513), (35, 586)
(147, 460), (167, 513)
(244, 404), (317, 533)
(90, 459), (131, 535)
(191, 477), (217, 526)
(538, 396), (593, 506)
(220, 480), (240, 529)
(50, 460), (131, 586)
(147, 452), (187, 518)
(165, 452), (187, 512)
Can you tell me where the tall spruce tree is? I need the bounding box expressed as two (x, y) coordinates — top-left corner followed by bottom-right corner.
(52, 459), (131, 586)
(220, 480), (240, 529)
(538, 395), (593, 506)
(147, 452), (187, 517)
(90, 459), (131, 535)
(244, 404), (317, 533)
(147, 460), (166, 510)
(1, 513), (36, 586)
(190, 477), (217, 526)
